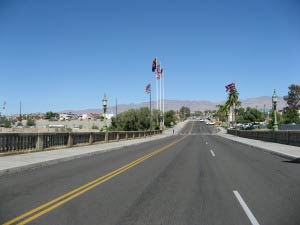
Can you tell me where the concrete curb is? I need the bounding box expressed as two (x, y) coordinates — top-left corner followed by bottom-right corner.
(217, 133), (299, 161)
(0, 145), (124, 177)
(0, 133), (173, 177)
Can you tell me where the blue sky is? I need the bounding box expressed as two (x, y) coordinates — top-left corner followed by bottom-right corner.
(0, 0), (299, 114)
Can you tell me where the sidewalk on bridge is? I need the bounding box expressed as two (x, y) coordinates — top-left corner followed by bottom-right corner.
(217, 127), (300, 160)
(0, 121), (188, 176)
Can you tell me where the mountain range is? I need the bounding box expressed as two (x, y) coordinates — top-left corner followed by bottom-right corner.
(61, 96), (286, 114)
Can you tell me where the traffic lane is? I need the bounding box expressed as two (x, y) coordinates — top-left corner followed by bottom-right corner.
(180, 120), (201, 134)
(190, 121), (218, 134)
(179, 120), (194, 133)
(0, 134), (183, 224)
(17, 134), (192, 225)
(31, 135), (252, 225)
(204, 134), (300, 225)
(117, 134), (251, 225)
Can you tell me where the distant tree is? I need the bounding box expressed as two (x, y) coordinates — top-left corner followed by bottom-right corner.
(243, 107), (265, 123)
(137, 107), (151, 130)
(45, 111), (58, 120)
(164, 110), (176, 127)
(151, 109), (161, 129)
(194, 111), (203, 117)
(284, 84), (300, 110)
(215, 104), (230, 122)
(26, 118), (36, 127)
(1, 117), (12, 128)
(283, 84), (300, 124)
(236, 107), (246, 123)
(283, 108), (300, 124)
(179, 106), (191, 120)
(110, 108), (148, 131)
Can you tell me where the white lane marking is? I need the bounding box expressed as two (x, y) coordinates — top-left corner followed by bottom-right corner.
(233, 190), (260, 225)
(210, 150), (215, 157)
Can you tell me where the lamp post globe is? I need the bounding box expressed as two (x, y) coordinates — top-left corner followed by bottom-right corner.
(102, 95), (107, 108)
(272, 89), (279, 131)
(272, 90), (278, 104)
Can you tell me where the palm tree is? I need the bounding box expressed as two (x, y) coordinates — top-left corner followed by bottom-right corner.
(216, 104), (230, 122)
(225, 89), (240, 126)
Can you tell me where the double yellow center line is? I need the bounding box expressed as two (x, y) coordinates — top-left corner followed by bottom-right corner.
(3, 122), (194, 225)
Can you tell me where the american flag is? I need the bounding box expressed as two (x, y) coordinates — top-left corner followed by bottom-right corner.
(145, 84), (151, 94)
(152, 58), (156, 72)
(156, 64), (161, 80)
(225, 83), (235, 92)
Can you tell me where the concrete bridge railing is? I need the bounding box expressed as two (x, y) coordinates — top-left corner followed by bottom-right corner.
(0, 130), (162, 154)
(227, 129), (300, 147)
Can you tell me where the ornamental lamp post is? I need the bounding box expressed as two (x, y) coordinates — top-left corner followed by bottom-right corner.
(272, 89), (279, 131)
(102, 94), (108, 132)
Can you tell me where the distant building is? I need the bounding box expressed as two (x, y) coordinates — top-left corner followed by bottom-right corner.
(81, 113), (113, 120)
(59, 112), (78, 121)
(106, 113), (114, 120)
(81, 113), (102, 120)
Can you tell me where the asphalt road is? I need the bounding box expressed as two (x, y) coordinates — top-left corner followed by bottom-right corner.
(1, 121), (299, 225)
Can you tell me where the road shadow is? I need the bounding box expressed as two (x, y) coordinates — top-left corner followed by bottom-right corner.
(282, 158), (300, 164)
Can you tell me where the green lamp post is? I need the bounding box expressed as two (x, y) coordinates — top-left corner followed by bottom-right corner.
(272, 89), (279, 131)
(102, 94), (108, 132)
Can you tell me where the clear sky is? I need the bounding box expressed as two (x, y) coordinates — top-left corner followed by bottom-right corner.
(0, 0), (299, 114)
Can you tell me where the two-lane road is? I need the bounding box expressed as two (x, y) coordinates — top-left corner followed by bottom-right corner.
(1, 121), (300, 225)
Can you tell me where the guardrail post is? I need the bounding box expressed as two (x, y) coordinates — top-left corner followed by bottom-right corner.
(36, 133), (44, 151)
(133, 132), (135, 139)
(67, 133), (73, 148)
(125, 132), (128, 140)
(116, 132), (119, 141)
(89, 132), (93, 145)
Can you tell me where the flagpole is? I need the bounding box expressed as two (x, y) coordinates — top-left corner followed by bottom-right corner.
(150, 86), (152, 130)
(156, 57), (158, 111)
(234, 81), (237, 135)
(162, 69), (165, 127)
(159, 62), (162, 118)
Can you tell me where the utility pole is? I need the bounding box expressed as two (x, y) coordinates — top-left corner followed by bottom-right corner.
(115, 98), (118, 118)
(150, 88), (152, 130)
(19, 101), (22, 121)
